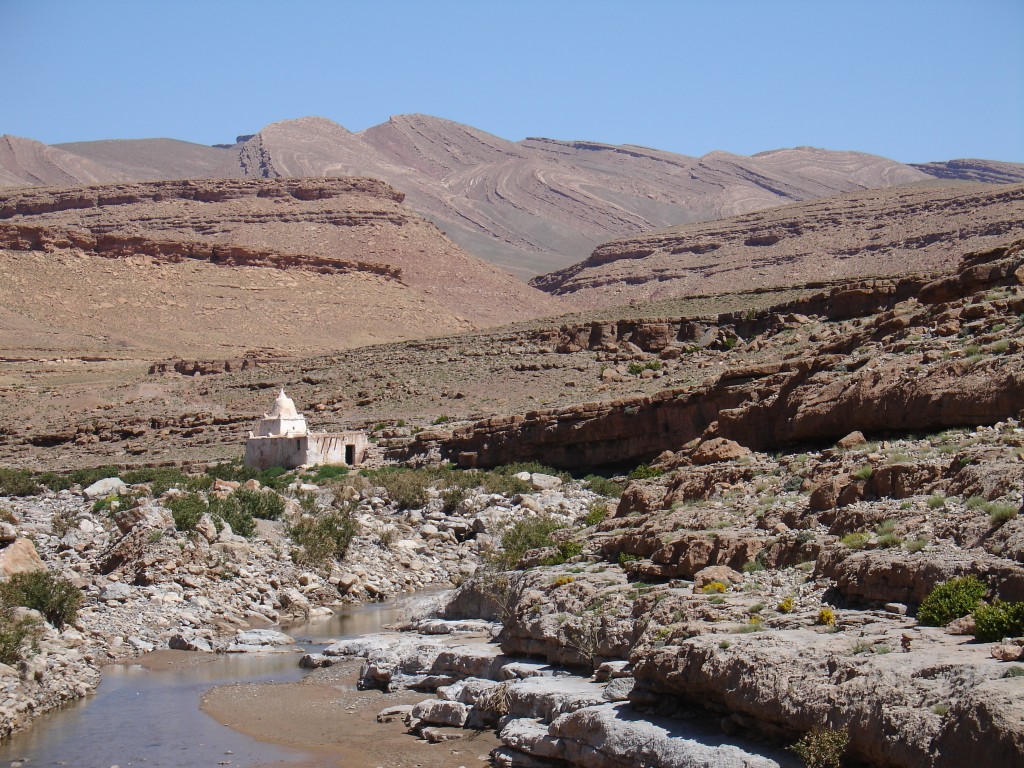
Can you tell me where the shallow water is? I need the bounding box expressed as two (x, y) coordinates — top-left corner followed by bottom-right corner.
(0, 599), (413, 768)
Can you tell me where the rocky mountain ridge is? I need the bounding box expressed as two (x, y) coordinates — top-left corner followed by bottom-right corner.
(7, 115), (1020, 278)
(531, 182), (1024, 306)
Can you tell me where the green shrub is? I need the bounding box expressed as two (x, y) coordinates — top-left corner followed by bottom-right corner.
(304, 464), (350, 483)
(288, 507), (359, 567)
(1003, 666), (1024, 678)
(364, 467), (434, 510)
(618, 552), (640, 565)
(544, 540), (584, 565)
(917, 575), (987, 627)
(491, 515), (567, 570)
(628, 464), (663, 480)
(840, 532), (870, 549)
(234, 488), (284, 521)
(853, 465), (874, 481)
(988, 503), (1018, 527)
(165, 493), (207, 532)
(121, 467), (183, 495)
(904, 537), (928, 553)
(0, 605), (43, 665)
(584, 474), (624, 498)
(742, 559), (765, 573)
(790, 727), (849, 768)
(208, 495), (256, 538)
(783, 475), (804, 493)
(431, 415), (453, 425)
(927, 494), (947, 510)
(0, 468), (40, 496)
(583, 503), (609, 526)
(0, 570), (83, 629)
(972, 601), (1024, 642)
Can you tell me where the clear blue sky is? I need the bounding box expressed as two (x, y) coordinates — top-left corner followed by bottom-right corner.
(2, 0), (1022, 163)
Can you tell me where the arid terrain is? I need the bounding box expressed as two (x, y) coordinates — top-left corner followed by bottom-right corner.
(7, 115), (1023, 277)
(532, 182), (1024, 306)
(1, 117), (1023, 768)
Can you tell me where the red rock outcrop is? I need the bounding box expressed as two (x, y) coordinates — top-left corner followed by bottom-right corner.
(399, 238), (1024, 469)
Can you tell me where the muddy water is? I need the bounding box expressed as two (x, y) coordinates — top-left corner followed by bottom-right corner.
(0, 599), (413, 768)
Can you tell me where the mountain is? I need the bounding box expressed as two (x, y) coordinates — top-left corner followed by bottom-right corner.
(910, 158), (1024, 185)
(232, 116), (932, 277)
(55, 138), (240, 181)
(0, 115), (966, 278)
(0, 177), (562, 359)
(0, 135), (129, 187)
(531, 182), (1024, 306)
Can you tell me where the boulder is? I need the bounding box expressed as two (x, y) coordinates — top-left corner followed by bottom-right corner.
(530, 473), (563, 491)
(691, 438), (751, 465)
(0, 538), (45, 578)
(168, 632), (213, 653)
(83, 477), (127, 499)
(837, 431), (868, 450)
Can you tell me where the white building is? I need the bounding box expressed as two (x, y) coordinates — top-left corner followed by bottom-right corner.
(244, 389), (367, 470)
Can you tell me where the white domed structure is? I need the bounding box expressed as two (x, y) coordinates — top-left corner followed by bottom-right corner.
(253, 389), (308, 438)
(244, 388), (367, 470)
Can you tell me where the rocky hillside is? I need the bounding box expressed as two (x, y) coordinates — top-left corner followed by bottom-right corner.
(406, 237), (1024, 468)
(910, 159), (1024, 185)
(0, 177), (562, 360)
(2, 115), (948, 277)
(532, 182), (1024, 306)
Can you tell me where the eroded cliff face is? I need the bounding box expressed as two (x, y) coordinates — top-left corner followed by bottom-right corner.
(0, 177), (563, 362)
(531, 182), (1024, 306)
(401, 238), (1024, 469)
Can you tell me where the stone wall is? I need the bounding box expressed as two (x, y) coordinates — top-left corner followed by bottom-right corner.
(244, 435), (308, 470)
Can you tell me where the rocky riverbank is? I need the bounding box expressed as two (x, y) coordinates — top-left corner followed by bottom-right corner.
(231, 423), (1024, 767)
(0, 467), (602, 739)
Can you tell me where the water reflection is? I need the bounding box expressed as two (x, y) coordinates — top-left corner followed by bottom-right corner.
(0, 598), (413, 768)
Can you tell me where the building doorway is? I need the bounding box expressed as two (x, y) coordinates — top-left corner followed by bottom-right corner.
(345, 444), (355, 465)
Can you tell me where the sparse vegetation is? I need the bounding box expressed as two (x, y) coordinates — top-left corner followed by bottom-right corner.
(234, 488), (285, 521)
(927, 494), (947, 510)
(584, 474), (624, 498)
(840, 532), (870, 549)
(489, 514), (567, 570)
(917, 575), (986, 627)
(0, 468), (40, 497)
(0, 605), (43, 666)
(853, 465), (874, 480)
(0, 570), (83, 629)
(628, 464), (663, 480)
(701, 581), (728, 594)
(817, 606), (836, 627)
(583, 503), (609, 526)
(165, 492), (207, 532)
(287, 505), (359, 568)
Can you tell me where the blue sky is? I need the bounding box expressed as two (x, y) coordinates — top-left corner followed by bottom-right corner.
(2, 0), (1022, 163)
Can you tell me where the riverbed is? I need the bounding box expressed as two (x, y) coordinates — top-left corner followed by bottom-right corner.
(0, 597), (495, 768)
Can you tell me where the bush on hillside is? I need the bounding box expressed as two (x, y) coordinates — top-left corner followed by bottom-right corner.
(0, 570), (83, 629)
(973, 601), (1024, 642)
(0, 605), (43, 666)
(917, 575), (987, 627)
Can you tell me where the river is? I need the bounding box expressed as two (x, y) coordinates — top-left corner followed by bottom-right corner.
(0, 599), (413, 768)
